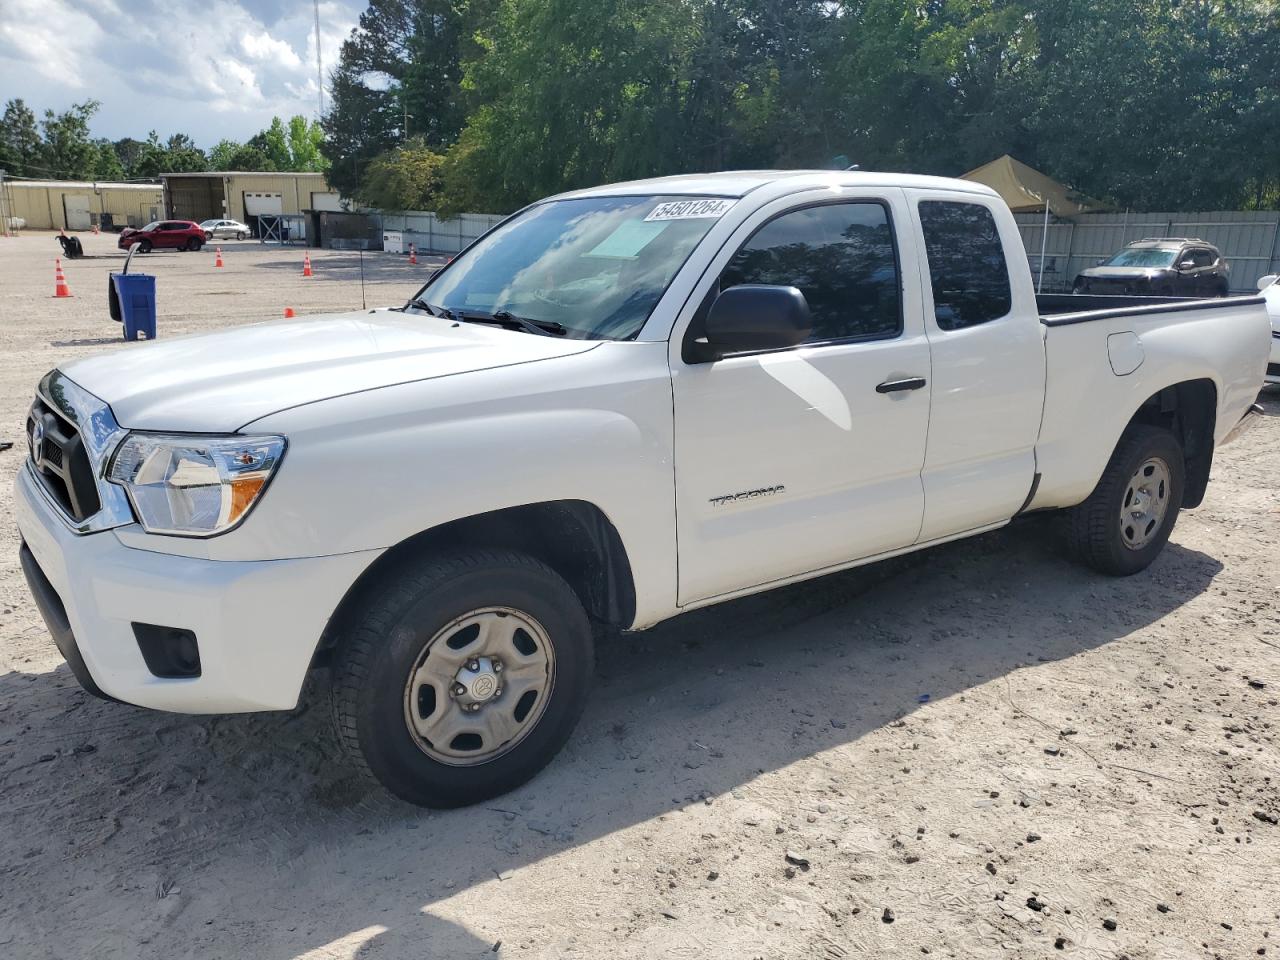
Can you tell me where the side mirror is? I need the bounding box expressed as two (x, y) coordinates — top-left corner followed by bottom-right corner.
(692, 284), (812, 362)
(1257, 274), (1278, 292)
(1177, 259), (1196, 271)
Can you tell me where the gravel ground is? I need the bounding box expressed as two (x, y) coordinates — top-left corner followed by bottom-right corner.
(1, 230), (1277, 960)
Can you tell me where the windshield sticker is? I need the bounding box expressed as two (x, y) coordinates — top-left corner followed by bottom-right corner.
(644, 198), (735, 222)
(585, 220), (670, 259)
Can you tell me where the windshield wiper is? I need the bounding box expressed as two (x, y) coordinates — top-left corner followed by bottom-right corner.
(403, 296), (455, 318)
(405, 299), (566, 336)
(457, 310), (566, 337)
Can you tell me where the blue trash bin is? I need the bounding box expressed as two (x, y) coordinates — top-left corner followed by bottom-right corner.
(108, 272), (157, 341)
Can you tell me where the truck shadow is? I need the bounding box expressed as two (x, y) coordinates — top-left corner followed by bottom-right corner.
(0, 516), (1225, 958)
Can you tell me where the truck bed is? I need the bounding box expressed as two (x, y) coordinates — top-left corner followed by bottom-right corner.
(1027, 293), (1271, 513)
(1036, 292), (1266, 322)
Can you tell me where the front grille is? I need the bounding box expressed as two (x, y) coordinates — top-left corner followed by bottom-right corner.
(27, 396), (101, 522)
(1087, 279), (1148, 296)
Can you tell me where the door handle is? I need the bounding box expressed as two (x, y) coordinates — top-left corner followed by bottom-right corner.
(876, 376), (927, 394)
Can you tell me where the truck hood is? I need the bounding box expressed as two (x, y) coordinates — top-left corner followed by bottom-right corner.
(60, 309), (599, 432)
(1079, 266), (1172, 280)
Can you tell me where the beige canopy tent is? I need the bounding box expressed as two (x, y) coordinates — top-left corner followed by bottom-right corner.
(961, 154), (1106, 291)
(960, 154), (1104, 217)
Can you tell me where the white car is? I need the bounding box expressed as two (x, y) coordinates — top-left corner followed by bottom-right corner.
(15, 171), (1271, 808)
(198, 218), (250, 241)
(1259, 274), (1280, 384)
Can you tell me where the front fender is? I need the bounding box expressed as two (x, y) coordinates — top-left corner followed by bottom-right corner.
(114, 341), (680, 627)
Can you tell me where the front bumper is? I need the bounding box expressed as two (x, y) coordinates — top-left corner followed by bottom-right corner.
(15, 462), (379, 713)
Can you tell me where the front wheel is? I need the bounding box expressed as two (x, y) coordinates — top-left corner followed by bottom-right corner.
(236, 231), (246, 240)
(330, 549), (594, 808)
(204, 231), (213, 240)
(1067, 424), (1184, 576)
(137, 240), (152, 253)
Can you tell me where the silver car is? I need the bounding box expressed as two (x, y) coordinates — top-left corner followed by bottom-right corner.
(199, 218), (250, 241)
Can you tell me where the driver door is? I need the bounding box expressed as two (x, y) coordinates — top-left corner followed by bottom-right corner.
(670, 189), (932, 605)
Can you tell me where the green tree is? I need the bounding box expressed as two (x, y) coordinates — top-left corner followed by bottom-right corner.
(91, 138), (126, 179)
(41, 100), (100, 179)
(438, 0), (697, 213)
(0, 98), (43, 175)
(356, 136), (444, 209)
(321, 0), (496, 197)
(260, 116), (293, 169)
(112, 137), (149, 176)
(286, 115), (328, 171)
(163, 132), (207, 172)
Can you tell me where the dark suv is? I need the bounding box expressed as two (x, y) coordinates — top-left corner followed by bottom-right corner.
(1073, 239), (1230, 298)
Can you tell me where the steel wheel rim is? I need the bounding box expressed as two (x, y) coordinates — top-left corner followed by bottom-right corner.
(402, 606), (556, 766)
(1119, 456), (1171, 550)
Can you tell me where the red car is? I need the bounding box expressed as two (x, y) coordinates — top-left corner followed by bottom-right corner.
(118, 220), (206, 253)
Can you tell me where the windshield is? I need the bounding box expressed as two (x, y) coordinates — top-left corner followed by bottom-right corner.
(410, 195), (735, 340)
(1103, 248), (1178, 268)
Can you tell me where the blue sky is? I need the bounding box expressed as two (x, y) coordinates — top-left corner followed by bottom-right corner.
(0, 0), (365, 147)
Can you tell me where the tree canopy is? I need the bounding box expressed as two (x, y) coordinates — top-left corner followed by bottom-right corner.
(0, 101), (329, 182)
(323, 0), (1280, 213)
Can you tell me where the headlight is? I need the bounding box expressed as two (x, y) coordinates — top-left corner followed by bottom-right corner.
(108, 433), (286, 537)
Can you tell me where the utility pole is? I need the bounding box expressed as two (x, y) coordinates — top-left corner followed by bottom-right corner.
(0, 168), (10, 237)
(403, 99), (413, 141)
(313, 0), (324, 117)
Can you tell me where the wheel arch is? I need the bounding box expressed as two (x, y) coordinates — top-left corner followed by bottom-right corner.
(1124, 377), (1217, 508)
(316, 500), (636, 665)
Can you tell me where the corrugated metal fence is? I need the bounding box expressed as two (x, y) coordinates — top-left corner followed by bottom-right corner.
(379, 212), (506, 255)
(1014, 210), (1280, 294)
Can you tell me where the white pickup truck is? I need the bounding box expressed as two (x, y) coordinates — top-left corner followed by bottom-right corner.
(16, 171), (1270, 807)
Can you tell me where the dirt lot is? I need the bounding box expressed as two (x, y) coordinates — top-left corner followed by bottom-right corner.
(1, 230), (1277, 960)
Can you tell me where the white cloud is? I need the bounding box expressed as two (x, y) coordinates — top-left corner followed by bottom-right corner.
(0, 0), (362, 146)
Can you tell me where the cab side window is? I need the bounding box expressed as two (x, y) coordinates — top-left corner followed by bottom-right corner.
(720, 201), (901, 343)
(1189, 248), (1214, 268)
(918, 201), (1012, 331)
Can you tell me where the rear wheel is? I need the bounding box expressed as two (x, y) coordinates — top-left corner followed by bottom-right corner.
(187, 237), (203, 251)
(1068, 425), (1184, 576)
(330, 549), (594, 808)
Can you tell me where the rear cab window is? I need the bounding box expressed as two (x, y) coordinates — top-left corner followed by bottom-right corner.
(918, 200), (1012, 331)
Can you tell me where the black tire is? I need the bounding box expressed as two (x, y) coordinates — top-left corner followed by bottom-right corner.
(204, 231), (213, 241)
(138, 240), (152, 253)
(1067, 424), (1184, 576)
(187, 237), (203, 251)
(236, 231), (246, 240)
(329, 549), (594, 808)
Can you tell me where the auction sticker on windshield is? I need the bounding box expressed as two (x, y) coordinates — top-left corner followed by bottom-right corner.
(644, 198), (736, 222)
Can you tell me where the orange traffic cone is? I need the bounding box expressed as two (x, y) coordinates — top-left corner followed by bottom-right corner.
(408, 243), (417, 265)
(302, 252), (313, 277)
(53, 258), (72, 298)
(283, 307), (295, 318)
(215, 246), (224, 268)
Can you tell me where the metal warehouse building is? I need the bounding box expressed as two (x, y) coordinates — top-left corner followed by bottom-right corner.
(160, 171), (341, 233)
(2, 180), (163, 231)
